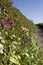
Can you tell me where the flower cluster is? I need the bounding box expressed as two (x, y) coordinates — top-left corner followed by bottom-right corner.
(7, 19), (14, 26)
(2, 23), (8, 29)
(0, 19), (14, 30)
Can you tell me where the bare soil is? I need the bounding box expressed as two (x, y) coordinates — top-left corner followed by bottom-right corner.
(36, 26), (43, 52)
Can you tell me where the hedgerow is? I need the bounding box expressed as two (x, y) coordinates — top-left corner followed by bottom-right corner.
(0, 0), (43, 65)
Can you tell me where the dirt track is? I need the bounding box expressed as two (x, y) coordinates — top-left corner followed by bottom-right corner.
(36, 26), (43, 52)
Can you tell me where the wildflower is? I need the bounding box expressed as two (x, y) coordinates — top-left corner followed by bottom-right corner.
(10, 23), (14, 26)
(2, 23), (8, 29)
(24, 38), (30, 44)
(0, 19), (4, 22)
(0, 44), (3, 54)
(7, 19), (14, 26)
(7, 19), (13, 23)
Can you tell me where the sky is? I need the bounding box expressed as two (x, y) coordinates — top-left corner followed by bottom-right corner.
(13, 0), (43, 24)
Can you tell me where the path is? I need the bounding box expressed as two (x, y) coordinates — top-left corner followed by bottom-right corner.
(36, 26), (43, 52)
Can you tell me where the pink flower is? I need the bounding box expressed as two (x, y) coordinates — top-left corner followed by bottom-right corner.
(7, 19), (13, 23)
(2, 23), (8, 29)
(7, 19), (14, 26)
(0, 19), (4, 22)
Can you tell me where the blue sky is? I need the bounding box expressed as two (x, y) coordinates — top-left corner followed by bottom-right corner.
(13, 0), (43, 24)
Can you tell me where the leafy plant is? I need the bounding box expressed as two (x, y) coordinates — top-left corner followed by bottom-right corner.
(0, 0), (43, 65)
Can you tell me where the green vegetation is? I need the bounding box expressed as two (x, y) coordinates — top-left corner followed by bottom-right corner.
(36, 23), (43, 26)
(0, 0), (43, 65)
(36, 23), (43, 29)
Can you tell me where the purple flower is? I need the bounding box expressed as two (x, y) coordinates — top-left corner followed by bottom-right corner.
(7, 19), (14, 26)
(9, 22), (14, 26)
(24, 38), (30, 44)
(0, 19), (4, 22)
(7, 19), (13, 23)
(2, 23), (8, 29)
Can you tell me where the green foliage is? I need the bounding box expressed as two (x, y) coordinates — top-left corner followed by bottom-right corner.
(36, 23), (43, 29)
(36, 23), (43, 26)
(0, 0), (43, 65)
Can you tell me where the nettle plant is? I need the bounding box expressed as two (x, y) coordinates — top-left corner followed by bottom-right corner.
(0, 19), (43, 65)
